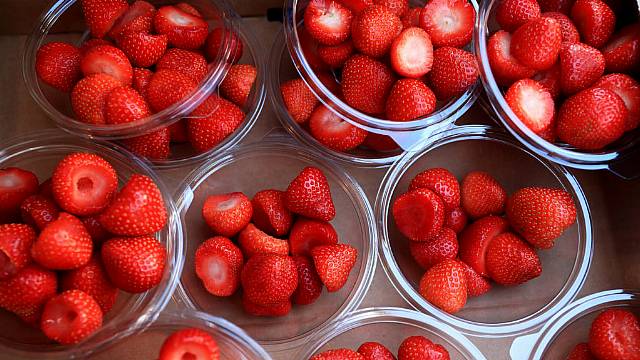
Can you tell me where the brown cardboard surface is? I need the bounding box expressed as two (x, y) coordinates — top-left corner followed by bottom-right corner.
(0, 13), (638, 360)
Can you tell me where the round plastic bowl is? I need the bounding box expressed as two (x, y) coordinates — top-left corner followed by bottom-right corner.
(90, 309), (271, 359)
(475, 0), (640, 178)
(509, 289), (640, 360)
(375, 125), (593, 337)
(0, 130), (183, 359)
(22, 0), (266, 169)
(282, 0), (481, 151)
(296, 307), (487, 359)
(174, 137), (377, 352)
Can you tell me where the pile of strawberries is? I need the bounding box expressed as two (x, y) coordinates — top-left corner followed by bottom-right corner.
(310, 335), (449, 359)
(487, 0), (640, 150)
(392, 167), (577, 314)
(279, 0), (479, 154)
(0, 153), (169, 344)
(35, 0), (257, 161)
(193, 167), (358, 317)
(566, 308), (640, 360)
(158, 327), (220, 359)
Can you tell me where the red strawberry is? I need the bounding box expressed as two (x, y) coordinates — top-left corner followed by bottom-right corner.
(362, 133), (400, 152)
(601, 24), (640, 73)
(543, 12), (580, 43)
(194, 236), (243, 297)
(557, 87), (627, 150)
(0, 265), (57, 319)
(132, 67), (153, 97)
(485, 232), (542, 285)
(80, 45), (133, 85)
(20, 195), (59, 230)
(398, 335), (450, 360)
(82, 215), (111, 244)
(104, 86), (151, 124)
(219, 64), (257, 107)
(251, 190), (293, 237)
(538, 0), (574, 13)
(299, 26), (331, 71)
(312, 349), (365, 360)
(358, 342), (396, 360)
(242, 295), (292, 317)
(400, 7), (421, 29)
(241, 254), (298, 305)
(304, 0), (353, 46)
(505, 79), (555, 133)
(71, 73), (122, 124)
(409, 227), (458, 270)
(31, 213), (92, 270)
(187, 95), (245, 153)
(559, 42), (605, 95)
(153, 5), (208, 50)
(108, 0), (155, 40)
(146, 69), (197, 112)
(101, 236), (166, 293)
(510, 17), (563, 71)
(392, 188), (445, 242)
(285, 167), (336, 222)
(318, 41), (354, 68)
(79, 38), (113, 56)
(445, 207), (468, 234)
(595, 73), (640, 131)
(390, 27), (433, 79)
(35, 42), (82, 92)
(309, 105), (369, 151)
(375, 0), (408, 15)
(588, 309), (640, 360)
(506, 187), (577, 249)
(121, 128), (171, 160)
(238, 223), (289, 258)
(337, 0), (372, 13)
(158, 328), (219, 360)
(38, 178), (55, 200)
(80, 0), (129, 38)
(458, 215), (509, 276)
(385, 79), (436, 122)
(117, 32), (168, 68)
(459, 261), (491, 297)
(61, 257), (118, 313)
(567, 343), (596, 360)
(52, 152), (118, 216)
(419, 0), (475, 48)
(496, 0), (541, 32)
(538, 120), (558, 143)
(418, 258), (467, 314)
(0, 224), (36, 279)
(40, 289), (103, 345)
(487, 30), (535, 87)
(289, 217), (339, 256)
(461, 171), (507, 219)
(428, 47), (478, 99)
(169, 120), (189, 143)
(204, 27), (244, 64)
(156, 48), (208, 83)
(409, 167), (460, 211)
(311, 243), (357, 292)
(533, 62), (562, 99)
(201, 192), (252, 237)
(570, 0), (615, 48)
(280, 78), (319, 124)
(352, 5), (402, 57)
(342, 55), (396, 114)
(175, 3), (202, 17)
(0, 167), (38, 222)
(292, 255), (323, 305)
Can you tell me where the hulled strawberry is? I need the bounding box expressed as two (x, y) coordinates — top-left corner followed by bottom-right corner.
(428, 47), (478, 99)
(0, 224), (36, 279)
(570, 0), (615, 48)
(510, 17), (563, 71)
(108, 0), (156, 40)
(409, 167), (460, 211)
(311, 243), (358, 292)
(61, 257), (118, 313)
(156, 48), (208, 84)
(487, 30), (535, 87)
(292, 255), (323, 305)
(35, 42), (82, 92)
(342, 55), (396, 114)
(31, 213), (92, 270)
(351, 5), (402, 57)
(241, 254), (298, 306)
(219, 64), (257, 107)
(358, 341), (395, 360)
(104, 86), (151, 125)
(20, 195), (59, 230)
(385, 79), (436, 121)
(71, 73), (122, 124)
(195, 236), (243, 297)
(418, 258), (467, 314)
(392, 188), (445, 242)
(80, 0), (129, 38)
(202, 192), (252, 238)
(390, 27), (433, 79)
(238, 223), (289, 258)
(116, 32), (168, 68)
(289, 217), (339, 256)
(251, 190), (293, 237)
(101, 236), (166, 293)
(409, 227), (458, 270)
(559, 42), (605, 95)
(445, 207), (468, 234)
(285, 167), (336, 222)
(187, 95), (245, 153)
(158, 328), (220, 360)
(80, 45), (133, 85)
(398, 335), (450, 360)
(304, 0), (353, 46)
(153, 5), (208, 49)
(485, 232), (542, 286)
(419, 0), (475, 48)
(460, 171), (507, 219)
(588, 309), (640, 360)
(280, 78), (319, 124)
(458, 215), (509, 276)
(532, 62), (562, 99)
(309, 105), (369, 151)
(495, 0), (541, 32)
(40, 289), (103, 345)
(594, 73), (640, 131)
(505, 79), (555, 133)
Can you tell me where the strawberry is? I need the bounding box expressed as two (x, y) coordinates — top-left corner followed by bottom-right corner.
(239, 223), (289, 258)
(0, 265), (57, 319)
(532, 62), (562, 99)
(459, 260), (491, 297)
(570, 0), (615, 48)
(220, 64), (257, 107)
(385, 79), (436, 122)
(251, 190), (293, 237)
(506, 187), (577, 249)
(35, 42), (81, 92)
(132, 67), (153, 97)
(309, 105), (369, 151)
(52, 152), (118, 216)
(409, 167), (460, 211)
(99, 174), (167, 236)
(158, 328), (219, 360)
(80, 0), (129, 38)
(445, 207), (468, 234)
(194, 236), (243, 297)
(38, 178), (55, 200)
(588, 309), (640, 360)
(285, 167), (336, 222)
(204, 27), (244, 64)
(362, 133), (399, 152)
(311, 243), (357, 292)
(538, 0), (574, 13)
(601, 24), (640, 73)
(485, 232), (542, 285)
(400, 8), (421, 29)
(61, 257), (118, 313)
(496, 0), (541, 32)
(375, 0), (408, 15)
(187, 95), (245, 153)
(358, 342), (395, 360)
(342, 55), (396, 114)
(80, 45), (133, 85)
(318, 41), (355, 68)
(101, 236), (165, 293)
(559, 42), (605, 95)
(301, 25), (332, 71)
(461, 171), (507, 219)
(304, 0), (353, 46)
(242, 295), (292, 317)
(337, 0), (372, 13)
(146, 68), (197, 112)
(538, 120), (558, 143)
(121, 128), (171, 160)
(398, 336), (450, 360)
(82, 215), (112, 245)
(505, 79), (555, 133)
(289, 217), (339, 256)
(153, 5), (208, 50)
(458, 215), (509, 276)
(117, 32), (167, 68)
(156, 48), (208, 83)
(79, 39), (113, 56)
(409, 227), (458, 270)
(418, 258), (467, 314)
(311, 349), (365, 360)
(31, 213), (92, 270)
(241, 254), (298, 305)
(428, 47), (478, 100)
(0, 167), (38, 222)
(392, 188), (445, 242)
(542, 12), (580, 43)
(104, 86), (151, 125)
(0, 224), (36, 279)
(390, 27), (433, 79)
(557, 87), (627, 150)
(292, 255), (323, 305)
(108, 0), (155, 40)
(71, 73), (122, 124)
(510, 17), (563, 71)
(20, 195), (59, 230)
(280, 78), (319, 124)
(419, 0), (475, 48)
(40, 289), (103, 345)
(567, 343), (596, 360)
(168, 120), (189, 143)
(594, 73), (640, 131)
(201, 192), (252, 238)
(351, 5), (402, 57)
(487, 30), (535, 87)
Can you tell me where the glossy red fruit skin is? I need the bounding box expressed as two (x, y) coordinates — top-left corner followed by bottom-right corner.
(202, 192), (253, 238)
(570, 0), (616, 48)
(511, 17), (563, 72)
(156, 48), (208, 84)
(0, 224), (36, 279)
(308, 105), (368, 151)
(311, 244), (358, 292)
(80, 45), (133, 85)
(542, 12), (580, 43)
(238, 223), (289, 258)
(459, 260), (491, 297)
(559, 42), (605, 96)
(280, 78), (319, 124)
(158, 327), (220, 360)
(121, 128), (171, 160)
(318, 41), (354, 68)
(487, 30), (535, 87)
(242, 295), (292, 317)
(496, 0), (541, 32)
(351, 5), (403, 58)
(289, 217), (339, 256)
(409, 168), (460, 212)
(595, 73), (640, 132)
(80, 0), (129, 39)
(104, 86), (151, 125)
(153, 5), (208, 50)
(458, 215), (509, 277)
(398, 335), (450, 360)
(460, 171), (507, 219)
(292, 255), (323, 305)
(485, 232), (542, 286)
(219, 64), (257, 107)
(0, 264), (57, 318)
(427, 47), (478, 100)
(31, 212), (93, 270)
(40, 289), (103, 345)
(251, 190), (292, 237)
(357, 341), (395, 360)
(195, 236), (243, 297)
(35, 42), (82, 92)
(409, 227), (458, 270)
(538, 0), (574, 13)
(20, 194), (59, 230)
(285, 167), (336, 222)
(186, 95), (246, 153)
(601, 24), (640, 74)
(445, 207), (468, 234)
(101, 236), (166, 293)
(385, 79), (436, 122)
(311, 348), (366, 360)
(205, 27), (244, 64)
(418, 259), (467, 314)
(392, 188), (446, 242)
(108, 0), (156, 40)
(341, 55), (396, 115)
(0, 168), (39, 222)
(60, 257), (118, 313)
(116, 32), (168, 68)
(241, 254), (298, 306)
(70, 74), (122, 125)
(146, 69), (197, 112)
(566, 343), (596, 360)
(588, 309), (640, 360)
